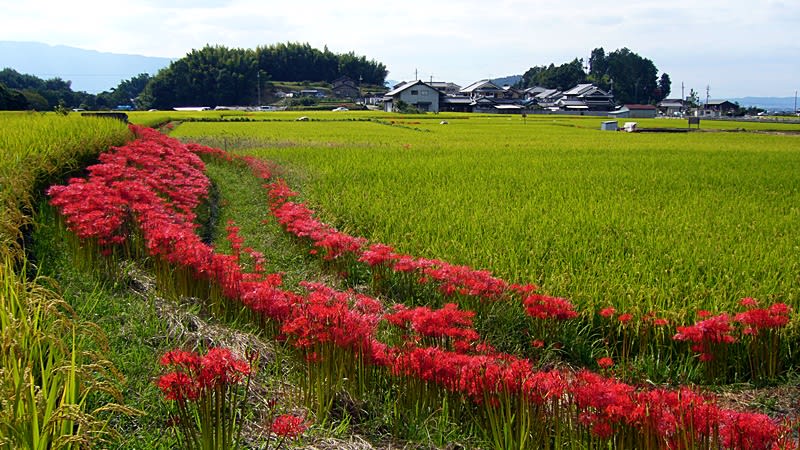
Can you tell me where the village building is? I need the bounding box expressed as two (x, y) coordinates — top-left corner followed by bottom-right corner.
(382, 79), (620, 115)
(657, 98), (685, 116)
(558, 84), (615, 111)
(383, 80), (441, 113)
(696, 100), (738, 118)
(331, 75), (360, 99)
(459, 80), (504, 99)
(608, 104), (658, 119)
(429, 81), (461, 95)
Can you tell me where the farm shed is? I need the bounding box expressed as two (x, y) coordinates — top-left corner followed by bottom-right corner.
(609, 104), (657, 119)
(601, 120), (618, 131)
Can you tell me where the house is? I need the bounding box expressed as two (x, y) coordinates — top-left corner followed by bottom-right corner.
(383, 80), (442, 113)
(524, 86), (547, 100)
(501, 85), (524, 100)
(608, 104), (657, 119)
(429, 82), (461, 95)
(657, 98), (685, 116)
(440, 96), (473, 113)
(697, 100), (738, 118)
(332, 76), (360, 99)
(460, 79), (504, 99)
(299, 89), (325, 98)
(559, 84), (615, 111)
(533, 89), (563, 110)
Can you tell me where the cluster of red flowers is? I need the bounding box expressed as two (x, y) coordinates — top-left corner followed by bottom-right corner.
(269, 414), (308, 438)
(673, 313), (737, 362)
(157, 348), (251, 403)
(523, 293), (579, 321)
(384, 302), (480, 350)
(48, 127), (797, 449)
(735, 298), (792, 335)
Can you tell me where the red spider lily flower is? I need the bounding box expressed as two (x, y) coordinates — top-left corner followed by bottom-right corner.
(599, 307), (616, 318)
(597, 357), (614, 368)
(735, 302), (792, 332)
(739, 297), (759, 308)
(523, 294), (578, 320)
(617, 313), (633, 324)
(651, 317), (669, 327)
(198, 347), (251, 388)
(270, 414), (308, 438)
(720, 410), (783, 450)
(157, 371), (199, 402)
(358, 243), (397, 266)
(160, 349), (201, 371)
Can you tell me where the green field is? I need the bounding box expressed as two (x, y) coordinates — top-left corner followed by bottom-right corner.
(171, 114), (800, 315)
(3, 111), (797, 448)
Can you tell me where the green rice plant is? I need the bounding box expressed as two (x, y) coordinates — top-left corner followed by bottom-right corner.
(0, 113), (132, 449)
(0, 256), (133, 449)
(0, 112), (130, 263)
(172, 118), (800, 318)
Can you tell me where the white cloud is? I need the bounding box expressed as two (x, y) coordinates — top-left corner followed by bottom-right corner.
(1, 0), (797, 96)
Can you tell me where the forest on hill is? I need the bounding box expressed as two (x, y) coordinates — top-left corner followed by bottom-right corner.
(0, 42), (387, 110)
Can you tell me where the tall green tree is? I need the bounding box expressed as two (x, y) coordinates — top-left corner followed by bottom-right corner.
(656, 73), (672, 101)
(97, 73), (152, 109)
(603, 48), (660, 104)
(146, 45), (258, 109)
(519, 59), (587, 91)
(0, 82), (28, 110)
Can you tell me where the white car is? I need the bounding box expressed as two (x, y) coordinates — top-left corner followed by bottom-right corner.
(332, 107), (349, 112)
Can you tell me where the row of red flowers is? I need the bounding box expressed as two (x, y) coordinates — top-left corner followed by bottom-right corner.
(47, 125), (796, 449)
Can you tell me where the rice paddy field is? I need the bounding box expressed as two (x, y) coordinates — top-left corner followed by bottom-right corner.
(5, 110), (800, 449)
(170, 113), (800, 316)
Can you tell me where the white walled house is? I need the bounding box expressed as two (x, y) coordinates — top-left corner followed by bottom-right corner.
(383, 80), (442, 113)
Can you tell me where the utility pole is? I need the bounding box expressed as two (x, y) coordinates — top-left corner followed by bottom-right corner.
(795, 90), (797, 114)
(681, 82), (685, 101)
(257, 71), (261, 107)
(705, 84), (710, 106)
(415, 68), (418, 81)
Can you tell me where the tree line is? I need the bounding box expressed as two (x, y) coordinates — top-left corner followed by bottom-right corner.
(1, 42), (388, 110)
(517, 47), (672, 105)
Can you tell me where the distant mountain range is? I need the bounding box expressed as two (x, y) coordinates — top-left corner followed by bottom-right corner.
(729, 97), (798, 112)
(491, 75), (522, 87)
(0, 41), (172, 93)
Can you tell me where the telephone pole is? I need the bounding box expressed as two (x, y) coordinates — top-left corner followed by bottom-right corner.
(257, 71), (261, 106)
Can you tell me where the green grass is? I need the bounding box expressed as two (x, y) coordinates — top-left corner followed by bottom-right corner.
(171, 116), (800, 316)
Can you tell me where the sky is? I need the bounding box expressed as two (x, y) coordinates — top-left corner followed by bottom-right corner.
(1, 0), (798, 98)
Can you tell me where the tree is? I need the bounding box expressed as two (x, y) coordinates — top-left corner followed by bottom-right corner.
(588, 47), (608, 78)
(0, 82), (28, 110)
(686, 89), (701, 108)
(146, 45), (258, 108)
(97, 73), (152, 109)
(519, 59), (587, 90)
(604, 48), (659, 104)
(655, 73), (671, 102)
